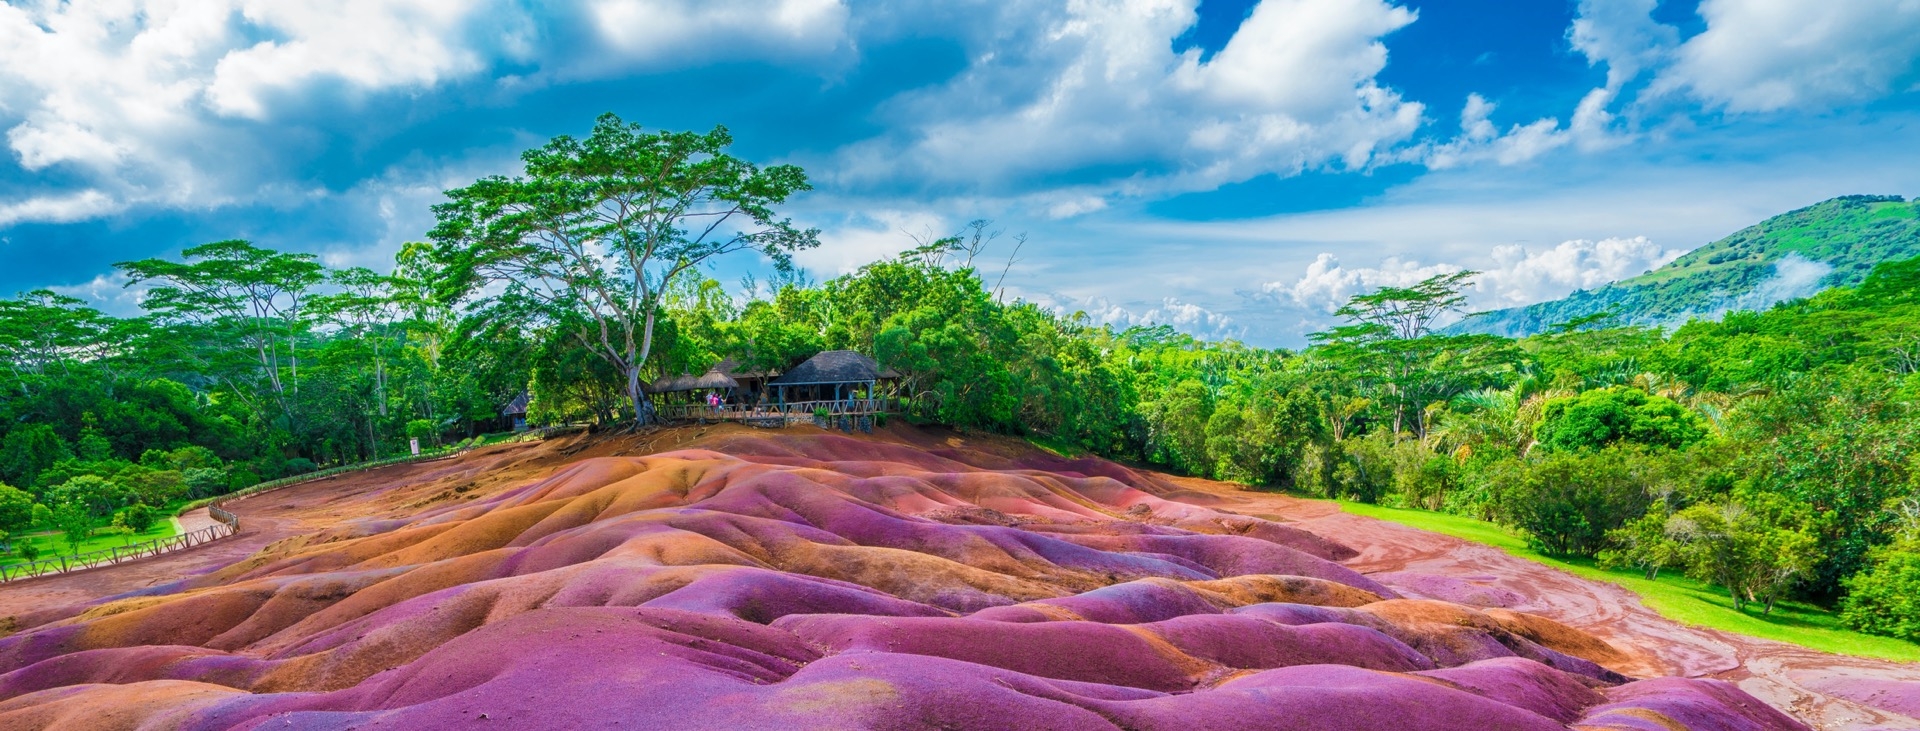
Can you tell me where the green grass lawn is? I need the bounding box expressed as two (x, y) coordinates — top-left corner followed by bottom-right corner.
(1, 519), (181, 570)
(1337, 500), (1920, 662)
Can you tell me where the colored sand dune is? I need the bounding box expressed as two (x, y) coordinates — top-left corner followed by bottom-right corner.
(0, 432), (1807, 730)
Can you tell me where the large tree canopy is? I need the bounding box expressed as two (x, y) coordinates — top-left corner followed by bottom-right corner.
(427, 114), (818, 423)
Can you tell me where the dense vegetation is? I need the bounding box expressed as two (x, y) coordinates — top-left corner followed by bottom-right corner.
(1466, 195), (1920, 336)
(6, 116), (1920, 647)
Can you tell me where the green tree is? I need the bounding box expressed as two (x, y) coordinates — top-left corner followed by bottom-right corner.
(183, 467), (229, 499)
(0, 483), (33, 535)
(1498, 447), (1654, 557)
(118, 467), (187, 506)
(1600, 511), (1683, 580)
(428, 114), (818, 424)
(47, 475), (129, 519)
(1534, 386), (1707, 453)
(51, 501), (93, 555)
(1667, 501), (1817, 614)
(1313, 272), (1518, 438)
(117, 240), (326, 433)
(115, 503), (158, 534)
(1840, 550), (1920, 641)
(0, 424), (71, 486)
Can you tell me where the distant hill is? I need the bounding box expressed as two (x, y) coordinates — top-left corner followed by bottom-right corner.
(1458, 195), (1920, 336)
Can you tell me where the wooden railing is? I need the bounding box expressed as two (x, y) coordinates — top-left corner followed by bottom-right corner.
(0, 511), (238, 583)
(655, 398), (899, 423)
(0, 427), (590, 584)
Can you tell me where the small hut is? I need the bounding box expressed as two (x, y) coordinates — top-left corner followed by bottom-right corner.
(502, 392), (530, 432)
(644, 359), (781, 404)
(766, 350), (899, 405)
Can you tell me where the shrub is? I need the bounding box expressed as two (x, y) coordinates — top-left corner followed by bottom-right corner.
(284, 458), (317, 475)
(166, 446), (222, 471)
(1841, 550), (1920, 641)
(115, 503), (159, 534)
(184, 468), (229, 499)
(1497, 447), (1653, 557)
(0, 483), (33, 534)
(118, 467), (187, 506)
(228, 469), (261, 492)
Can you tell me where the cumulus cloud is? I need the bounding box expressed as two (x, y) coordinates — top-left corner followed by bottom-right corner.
(1568, 0), (1677, 90)
(1042, 293), (1244, 341)
(1264, 252), (1459, 314)
(1427, 0), (1920, 175)
(1567, 0), (1920, 114)
(0, 189), (119, 227)
(587, 0), (847, 68)
(1655, 0), (1920, 112)
(1473, 236), (1682, 307)
(0, 0), (851, 226)
(206, 0), (509, 120)
(831, 0), (1425, 212)
(795, 210), (949, 275)
(1260, 236), (1681, 316)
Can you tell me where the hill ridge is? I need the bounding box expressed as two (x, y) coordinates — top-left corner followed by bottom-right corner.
(1457, 195), (1920, 336)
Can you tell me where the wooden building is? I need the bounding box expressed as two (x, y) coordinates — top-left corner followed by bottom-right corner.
(766, 350), (899, 405)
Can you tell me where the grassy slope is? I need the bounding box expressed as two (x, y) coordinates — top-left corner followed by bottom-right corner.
(1338, 500), (1920, 662)
(1464, 196), (1920, 336)
(1, 519), (181, 570)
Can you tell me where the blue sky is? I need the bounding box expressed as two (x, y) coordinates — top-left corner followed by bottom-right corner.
(2, 0), (1918, 346)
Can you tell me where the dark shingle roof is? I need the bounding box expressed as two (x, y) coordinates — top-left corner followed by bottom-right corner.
(767, 350), (899, 386)
(502, 391), (530, 416)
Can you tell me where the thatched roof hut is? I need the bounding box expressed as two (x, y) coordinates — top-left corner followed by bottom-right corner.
(645, 359), (781, 394)
(767, 351), (899, 387)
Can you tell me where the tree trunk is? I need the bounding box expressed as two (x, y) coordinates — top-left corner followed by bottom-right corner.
(626, 366), (657, 426)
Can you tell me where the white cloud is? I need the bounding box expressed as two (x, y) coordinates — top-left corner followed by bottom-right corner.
(46, 271), (147, 316)
(1259, 236), (1681, 316)
(1568, 0), (1677, 90)
(831, 0), (1425, 212)
(1263, 252), (1460, 314)
(1707, 252), (1831, 317)
(207, 0), (505, 120)
(795, 210), (949, 275)
(0, 189), (118, 227)
(0, 0), (852, 226)
(1473, 236), (1682, 307)
(1656, 0), (1920, 112)
(587, 0), (847, 67)
(1037, 292), (1244, 341)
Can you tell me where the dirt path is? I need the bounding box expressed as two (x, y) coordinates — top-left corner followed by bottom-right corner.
(1198, 486), (1920, 731)
(0, 439), (560, 633)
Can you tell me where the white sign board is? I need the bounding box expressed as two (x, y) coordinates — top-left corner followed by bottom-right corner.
(410, 438), (420, 456)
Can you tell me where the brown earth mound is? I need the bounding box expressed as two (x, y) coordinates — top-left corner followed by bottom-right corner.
(0, 425), (1847, 729)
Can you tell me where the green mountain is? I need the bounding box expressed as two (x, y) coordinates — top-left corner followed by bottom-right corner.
(1460, 195), (1920, 336)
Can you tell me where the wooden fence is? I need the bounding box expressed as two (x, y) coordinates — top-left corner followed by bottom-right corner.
(0, 512), (237, 583)
(656, 398), (899, 425)
(0, 425), (588, 584)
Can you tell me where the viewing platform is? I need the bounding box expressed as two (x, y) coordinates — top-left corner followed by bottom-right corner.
(654, 398), (899, 428)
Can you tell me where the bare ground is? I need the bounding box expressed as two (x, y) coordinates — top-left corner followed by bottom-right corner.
(3, 428), (1916, 730)
(1188, 483), (1920, 731)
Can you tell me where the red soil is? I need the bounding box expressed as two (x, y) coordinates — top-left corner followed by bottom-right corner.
(1188, 481), (1920, 730)
(0, 424), (1890, 729)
